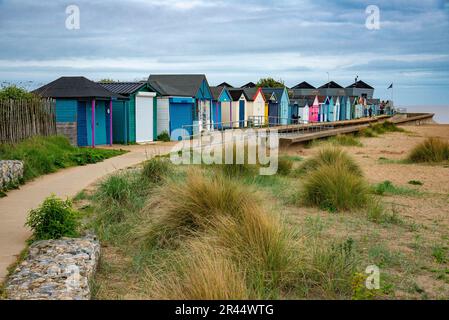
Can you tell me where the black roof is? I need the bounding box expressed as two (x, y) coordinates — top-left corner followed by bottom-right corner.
(319, 81), (344, 89)
(290, 95), (315, 107)
(291, 81), (316, 89)
(242, 88), (259, 101)
(98, 82), (148, 95)
(228, 89), (248, 101)
(346, 80), (374, 90)
(210, 86), (227, 100)
(33, 77), (124, 99)
(148, 74), (207, 97)
(217, 82), (234, 88)
(241, 82), (256, 88)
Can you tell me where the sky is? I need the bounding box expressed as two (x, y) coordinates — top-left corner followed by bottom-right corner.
(0, 0), (448, 110)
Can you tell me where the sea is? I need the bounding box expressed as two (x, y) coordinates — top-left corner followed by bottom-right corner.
(403, 106), (449, 124)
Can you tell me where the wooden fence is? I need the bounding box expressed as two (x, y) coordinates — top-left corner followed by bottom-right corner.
(0, 98), (56, 144)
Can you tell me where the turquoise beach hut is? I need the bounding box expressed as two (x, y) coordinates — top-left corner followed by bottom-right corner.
(210, 86), (232, 129)
(33, 77), (125, 147)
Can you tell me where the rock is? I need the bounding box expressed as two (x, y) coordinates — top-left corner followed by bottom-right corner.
(0, 160), (24, 189)
(5, 235), (100, 300)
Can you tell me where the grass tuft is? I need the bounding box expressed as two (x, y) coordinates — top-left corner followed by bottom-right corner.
(142, 157), (173, 184)
(297, 147), (363, 177)
(302, 162), (369, 212)
(407, 137), (449, 163)
(371, 180), (422, 196)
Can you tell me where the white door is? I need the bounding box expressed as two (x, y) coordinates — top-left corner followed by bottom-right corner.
(135, 94), (154, 143)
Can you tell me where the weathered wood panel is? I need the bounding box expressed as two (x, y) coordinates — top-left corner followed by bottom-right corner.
(0, 98), (56, 144)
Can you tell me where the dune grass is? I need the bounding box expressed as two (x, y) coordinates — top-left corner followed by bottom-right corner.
(0, 135), (126, 183)
(358, 122), (404, 138)
(302, 162), (370, 212)
(328, 134), (363, 147)
(407, 137), (449, 163)
(296, 147), (363, 177)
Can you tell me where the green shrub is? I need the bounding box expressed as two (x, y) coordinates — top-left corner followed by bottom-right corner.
(25, 196), (79, 241)
(298, 147), (363, 177)
(142, 157), (173, 183)
(302, 163), (369, 212)
(407, 137), (449, 163)
(157, 131), (171, 142)
(372, 180), (421, 196)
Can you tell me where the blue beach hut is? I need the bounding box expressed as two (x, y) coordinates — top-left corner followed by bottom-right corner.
(33, 77), (125, 147)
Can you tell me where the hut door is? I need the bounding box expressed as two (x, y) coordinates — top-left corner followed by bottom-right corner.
(136, 95), (154, 143)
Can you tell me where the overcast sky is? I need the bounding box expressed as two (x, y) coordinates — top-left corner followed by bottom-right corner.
(0, 0), (448, 107)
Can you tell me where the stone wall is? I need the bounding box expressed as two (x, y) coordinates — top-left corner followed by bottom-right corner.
(56, 122), (77, 146)
(5, 235), (100, 300)
(0, 160), (24, 189)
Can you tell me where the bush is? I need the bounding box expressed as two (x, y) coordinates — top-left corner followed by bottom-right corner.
(142, 157), (172, 183)
(407, 137), (449, 163)
(302, 163), (369, 212)
(297, 147), (363, 177)
(25, 196), (79, 241)
(157, 131), (171, 142)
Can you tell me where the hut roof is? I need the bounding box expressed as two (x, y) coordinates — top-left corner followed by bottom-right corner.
(148, 74), (207, 97)
(33, 77), (124, 99)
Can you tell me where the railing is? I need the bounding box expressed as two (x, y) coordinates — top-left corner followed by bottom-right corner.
(179, 116), (336, 141)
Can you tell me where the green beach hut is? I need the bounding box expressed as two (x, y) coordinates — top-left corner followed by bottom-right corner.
(99, 82), (157, 144)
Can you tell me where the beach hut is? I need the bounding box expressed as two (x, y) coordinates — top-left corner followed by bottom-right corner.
(261, 88), (290, 125)
(99, 82), (156, 144)
(148, 74), (212, 140)
(333, 97), (340, 122)
(339, 96), (349, 121)
(227, 89), (249, 128)
(289, 94), (313, 124)
(210, 86), (232, 129)
(243, 87), (266, 126)
(308, 96), (320, 123)
(325, 97), (335, 122)
(33, 77), (125, 147)
(317, 96), (327, 122)
(261, 89), (279, 125)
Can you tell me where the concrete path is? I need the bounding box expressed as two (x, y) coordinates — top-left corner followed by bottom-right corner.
(0, 143), (175, 283)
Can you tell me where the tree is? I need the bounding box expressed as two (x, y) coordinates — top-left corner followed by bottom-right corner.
(256, 77), (286, 88)
(98, 78), (118, 83)
(0, 85), (34, 100)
